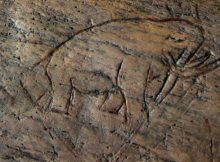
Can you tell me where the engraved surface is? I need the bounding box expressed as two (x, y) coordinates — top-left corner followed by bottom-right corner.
(0, 1), (220, 162)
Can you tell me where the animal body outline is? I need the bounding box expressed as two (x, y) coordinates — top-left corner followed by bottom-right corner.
(25, 15), (220, 122)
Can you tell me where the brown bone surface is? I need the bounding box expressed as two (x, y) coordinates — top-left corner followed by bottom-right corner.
(0, 1), (220, 162)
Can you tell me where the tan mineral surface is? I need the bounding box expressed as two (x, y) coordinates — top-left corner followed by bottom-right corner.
(0, 0), (220, 162)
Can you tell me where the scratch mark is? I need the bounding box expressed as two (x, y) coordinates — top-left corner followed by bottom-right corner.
(65, 80), (75, 115)
(154, 72), (169, 103)
(185, 38), (205, 64)
(52, 129), (81, 159)
(0, 85), (15, 105)
(115, 60), (128, 123)
(19, 80), (35, 104)
(166, 4), (174, 17)
(157, 74), (178, 104)
(6, 145), (46, 162)
(153, 98), (194, 149)
(187, 51), (211, 68)
(143, 63), (152, 127)
(116, 60), (124, 86)
(45, 68), (54, 92)
(190, 57), (220, 78)
(99, 92), (109, 111)
(45, 95), (53, 112)
(112, 117), (146, 162)
(205, 118), (214, 162)
(195, 4), (201, 20)
(176, 48), (187, 66)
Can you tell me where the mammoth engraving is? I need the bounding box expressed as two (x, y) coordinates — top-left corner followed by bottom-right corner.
(21, 17), (220, 159)
(23, 17), (220, 122)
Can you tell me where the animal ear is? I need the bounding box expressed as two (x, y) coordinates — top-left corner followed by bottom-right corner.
(166, 34), (186, 43)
